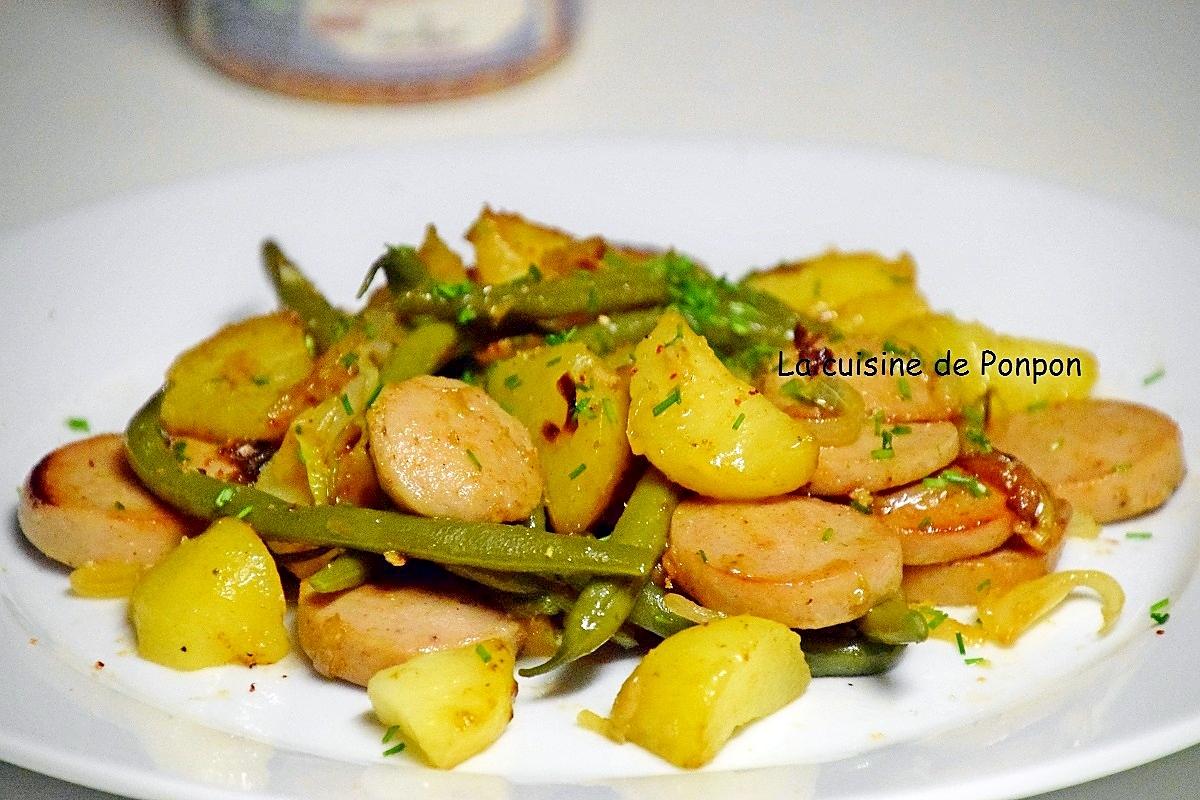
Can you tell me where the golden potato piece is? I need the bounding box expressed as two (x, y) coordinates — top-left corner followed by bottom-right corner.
(601, 615), (810, 768)
(368, 640), (516, 769)
(665, 496), (902, 629)
(130, 518), (289, 670)
(876, 480), (1015, 565)
(808, 421), (960, 495)
(902, 536), (1064, 606)
(297, 578), (525, 687)
(367, 376), (543, 523)
(988, 399), (1185, 522)
(18, 434), (197, 568)
(628, 311), (817, 499)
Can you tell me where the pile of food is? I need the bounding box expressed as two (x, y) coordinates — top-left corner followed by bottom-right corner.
(18, 208), (1185, 769)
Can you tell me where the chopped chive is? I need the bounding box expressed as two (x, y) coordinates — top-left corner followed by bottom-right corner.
(235, 505), (254, 520)
(821, 527), (835, 542)
(942, 468), (988, 497)
(545, 356), (562, 367)
(698, 549), (708, 563)
(976, 579), (991, 593)
(465, 449), (482, 471)
(922, 476), (948, 490)
(456, 306), (478, 325)
(339, 352), (359, 369)
(432, 281), (471, 300)
(891, 424), (912, 435)
(1150, 597), (1171, 625)
(732, 412), (746, 431)
(339, 393), (353, 416)
(568, 463), (587, 480)
(214, 487), (235, 509)
(924, 608), (948, 630)
(665, 324), (685, 347)
(365, 382), (384, 409)
(882, 339), (910, 357)
(304, 333), (316, 357)
(870, 448), (895, 460)
(475, 643), (492, 663)
(503, 374), (522, 390)
(66, 417), (91, 433)
(896, 377), (912, 401)
(172, 440), (189, 463)
(1125, 531), (1152, 540)
(601, 398), (617, 423)
(652, 386), (682, 417)
(382, 742), (407, 756)
(382, 725), (400, 744)
(964, 657), (989, 666)
(954, 631), (966, 655)
(251, 375), (270, 386)
(1143, 366), (1166, 386)
(545, 327), (577, 346)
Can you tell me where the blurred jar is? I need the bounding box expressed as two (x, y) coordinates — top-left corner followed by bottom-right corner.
(183, 0), (579, 103)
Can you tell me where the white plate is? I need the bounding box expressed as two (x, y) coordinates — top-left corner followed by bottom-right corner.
(0, 140), (1197, 800)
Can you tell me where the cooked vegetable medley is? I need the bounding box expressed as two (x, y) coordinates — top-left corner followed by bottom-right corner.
(17, 208), (1186, 769)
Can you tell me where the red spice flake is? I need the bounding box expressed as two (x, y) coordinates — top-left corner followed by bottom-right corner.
(94, 661), (105, 670)
(28, 638), (38, 646)
(249, 683), (257, 693)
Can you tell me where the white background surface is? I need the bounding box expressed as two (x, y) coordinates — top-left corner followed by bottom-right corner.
(1, 1), (1197, 798)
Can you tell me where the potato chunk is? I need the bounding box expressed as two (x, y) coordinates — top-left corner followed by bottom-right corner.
(665, 496), (902, 629)
(129, 518), (289, 670)
(627, 311), (817, 499)
(18, 433), (197, 568)
(466, 207), (576, 284)
(367, 376), (542, 523)
(598, 615), (810, 768)
(988, 399), (1185, 522)
(297, 578), (525, 687)
(744, 250), (916, 320)
(486, 343), (632, 533)
(161, 312), (313, 443)
(368, 639), (517, 769)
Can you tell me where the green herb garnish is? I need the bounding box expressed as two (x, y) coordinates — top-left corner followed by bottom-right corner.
(955, 631), (966, 655)
(652, 386), (682, 417)
(465, 449), (482, 471)
(66, 417), (91, 433)
(504, 374), (522, 390)
(896, 377), (912, 401)
(545, 327), (577, 346)
(732, 412), (746, 431)
(1143, 366), (1166, 386)
(568, 463), (587, 480)
(1150, 597), (1171, 626)
(475, 643), (492, 663)
(214, 487), (235, 509)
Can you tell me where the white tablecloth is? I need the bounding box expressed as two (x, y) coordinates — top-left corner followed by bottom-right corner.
(2, 1), (1196, 797)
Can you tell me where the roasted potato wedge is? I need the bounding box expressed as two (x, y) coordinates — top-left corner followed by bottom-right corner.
(130, 518), (289, 670)
(486, 342), (632, 533)
(627, 311), (817, 499)
(161, 311), (313, 443)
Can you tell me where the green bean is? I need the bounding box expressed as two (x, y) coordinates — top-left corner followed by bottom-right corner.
(444, 564), (548, 596)
(801, 630), (907, 677)
(521, 469), (681, 676)
(126, 393), (652, 577)
(357, 245), (429, 298)
(262, 241), (351, 352)
(627, 582), (695, 639)
(308, 552), (374, 593)
(377, 321), (461, 387)
(571, 308), (664, 355)
(391, 263), (669, 324)
(857, 594), (929, 645)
